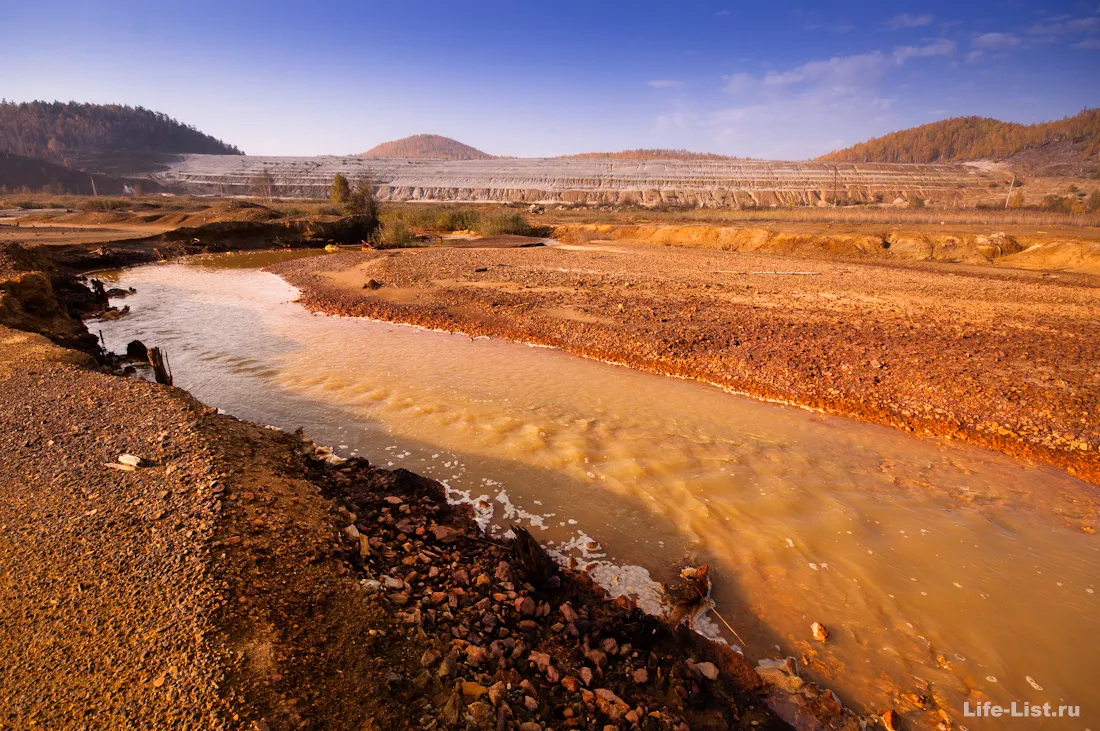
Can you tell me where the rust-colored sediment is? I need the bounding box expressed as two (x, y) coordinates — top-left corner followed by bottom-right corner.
(271, 243), (1100, 519)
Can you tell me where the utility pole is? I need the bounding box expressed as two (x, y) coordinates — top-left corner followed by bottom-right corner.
(90, 175), (98, 197)
(1004, 174), (1015, 209)
(832, 166), (838, 207)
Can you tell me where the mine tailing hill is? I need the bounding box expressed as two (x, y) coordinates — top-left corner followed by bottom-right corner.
(818, 109), (1100, 175)
(359, 134), (493, 160)
(0, 101), (243, 163)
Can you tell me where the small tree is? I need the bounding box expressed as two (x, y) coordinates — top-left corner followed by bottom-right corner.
(1087, 191), (1100, 212)
(338, 177), (382, 244)
(1007, 191), (1025, 209)
(907, 196), (925, 209)
(330, 173), (350, 204)
(345, 177), (379, 218)
(250, 168), (275, 201)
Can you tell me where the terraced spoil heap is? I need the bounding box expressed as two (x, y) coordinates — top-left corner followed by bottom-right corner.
(151, 155), (993, 207)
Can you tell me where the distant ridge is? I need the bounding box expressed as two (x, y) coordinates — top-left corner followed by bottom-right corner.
(818, 109), (1100, 175)
(558, 149), (745, 161)
(0, 100), (242, 163)
(359, 134), (492, 160)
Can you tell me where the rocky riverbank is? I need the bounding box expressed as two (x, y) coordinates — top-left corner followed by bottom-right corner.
(0, 239), (873, 729)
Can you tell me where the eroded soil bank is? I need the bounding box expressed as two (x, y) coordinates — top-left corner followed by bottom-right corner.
(270, 241), (1100, 493)
(0, 241), (832, 730)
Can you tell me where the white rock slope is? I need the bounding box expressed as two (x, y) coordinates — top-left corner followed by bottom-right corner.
(152, 154), (994, 207)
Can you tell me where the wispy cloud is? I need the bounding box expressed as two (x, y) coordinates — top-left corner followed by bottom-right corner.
(882, 13), (934, 31)
(1072, 38), (1100, 49)
(1028, 15), (1099, 38)
(648, 79), (684, 88)
(727, 39), (955, 94)
(691, 41), (959, 158)
(893, 39), (956, 62)
(972, 32), (1021, 50)
(714, 9), (730, 17)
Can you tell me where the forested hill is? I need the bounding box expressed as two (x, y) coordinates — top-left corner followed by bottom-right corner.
(0, 101), (243, 162)
(817, 110), (1100, 166)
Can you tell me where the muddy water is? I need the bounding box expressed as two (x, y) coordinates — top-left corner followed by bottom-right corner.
(96, 252), (1098, 730)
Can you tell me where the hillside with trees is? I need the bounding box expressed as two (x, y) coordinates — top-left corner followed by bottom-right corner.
(558, 149), (745, 161)
(360, 134), (492, 160)
(0, 101), (242, 163)
(818, 109), (1100, 175)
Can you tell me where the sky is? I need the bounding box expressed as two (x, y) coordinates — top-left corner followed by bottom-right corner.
(2, 1), (1099, 159)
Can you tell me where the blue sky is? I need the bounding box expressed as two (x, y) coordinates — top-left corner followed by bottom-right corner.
(3, 1), (1098, 159)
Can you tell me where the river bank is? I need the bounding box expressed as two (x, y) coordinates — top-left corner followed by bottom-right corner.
(269, 240), (1100, 499)
(0, 239), (843, 730)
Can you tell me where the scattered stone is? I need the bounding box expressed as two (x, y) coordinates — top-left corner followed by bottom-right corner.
(756, 657), (804, 693)
(632, 668), (649, 683)
(461, 681), (487, 700)
(695, 661), (719, 680)
(467, 701), (492, 723)
(431, 524), (461, 543)
(882, 709), (901, 731)
(811, 621), (830, 642)
(594, 688), (630, 720)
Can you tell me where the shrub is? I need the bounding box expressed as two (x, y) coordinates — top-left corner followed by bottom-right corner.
(907, 196), (925, 209)
(382, 221), (416, 247)
(345, 178), (379, 218)
(1087, 191), (1100, 212)
(1007, 191), (1025, 209)
(476, 211), (530, 236)
(84, 198), (130, 211)
(1041, 194), (1073, 213)
(331, 173), (350, 204)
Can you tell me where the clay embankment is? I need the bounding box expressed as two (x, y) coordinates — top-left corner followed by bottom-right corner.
(0, 240), (843, 730)
(271, 242), (1100, 503)
(553, 223), (1100, 274)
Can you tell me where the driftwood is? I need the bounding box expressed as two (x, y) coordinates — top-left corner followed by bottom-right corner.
(147, 347), (173, 386)
(665, 564), (713, 627)
(664, 563), (747, 645)
(512, 525), (558, 588)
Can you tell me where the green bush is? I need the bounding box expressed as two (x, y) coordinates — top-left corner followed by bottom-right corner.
(382, 221), (416, 247)
(84, 198), (130, 211)
(331, 173), (350, 204)
(476, 211), (530, 236)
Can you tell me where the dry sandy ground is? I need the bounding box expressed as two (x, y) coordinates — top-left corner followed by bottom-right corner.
(0, 324), (419, 729)
(0, 221), (168, 245)
(272, 240), (1100, 506)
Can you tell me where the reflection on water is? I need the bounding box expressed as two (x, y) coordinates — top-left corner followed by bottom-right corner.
(95, 252), (1098, 730)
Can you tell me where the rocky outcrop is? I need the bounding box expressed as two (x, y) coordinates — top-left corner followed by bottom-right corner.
(151, 154), (994, 207)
